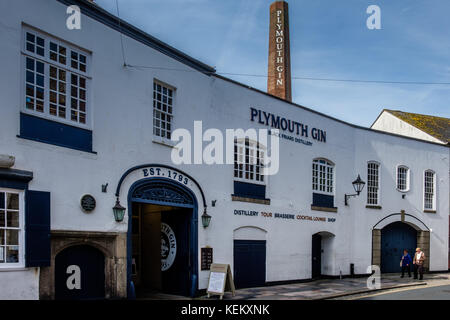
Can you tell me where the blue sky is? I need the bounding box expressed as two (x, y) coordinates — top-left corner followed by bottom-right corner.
(95, 0), (450, 127)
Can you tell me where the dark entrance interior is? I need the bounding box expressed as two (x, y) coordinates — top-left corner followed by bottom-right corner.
(233, 240), (266, 288)
(131, 202), (192, 297)
(55, 245), (105, 300)
(311, 234), (322, 279)
(381, 222), (417, 273)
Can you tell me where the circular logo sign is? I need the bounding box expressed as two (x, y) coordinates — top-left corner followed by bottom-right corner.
(80, 194), (96, 212)
(161, 223), (176, 271)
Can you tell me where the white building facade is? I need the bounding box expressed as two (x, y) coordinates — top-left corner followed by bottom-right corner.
(0, 0), (448, 299)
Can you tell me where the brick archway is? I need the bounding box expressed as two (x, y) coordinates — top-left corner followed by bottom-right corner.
(372, 213), (430, 272)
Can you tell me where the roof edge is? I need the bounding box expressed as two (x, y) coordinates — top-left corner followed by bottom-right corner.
(213, 75), (449, 148)
(382, 109), (449, 144)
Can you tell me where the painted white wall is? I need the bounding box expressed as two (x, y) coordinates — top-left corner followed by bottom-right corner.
(0, 269), (39, 300)
(371, 111), (445, 144)
(0, 0), (448, 299)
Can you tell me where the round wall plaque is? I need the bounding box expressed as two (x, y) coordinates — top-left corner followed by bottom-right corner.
(80, 194), (96, 212)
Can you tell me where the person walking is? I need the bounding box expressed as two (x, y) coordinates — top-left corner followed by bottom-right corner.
(413, 247), (426, 280)
(400, 249), (412, 278)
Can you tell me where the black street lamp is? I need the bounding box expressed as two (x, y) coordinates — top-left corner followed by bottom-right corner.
(345, 174), (366, 206)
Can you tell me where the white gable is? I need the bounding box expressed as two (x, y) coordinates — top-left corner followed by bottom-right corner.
(371, 111), (445, 144)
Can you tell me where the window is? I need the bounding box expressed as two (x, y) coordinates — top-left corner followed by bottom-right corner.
(424, 170), (435, 211)
(0, 190), (23, 266)
(367, 162), (380, 205)
(23, 28), (90, 127)
(153, 81), (174, 139)
(312, 159), (334, 194)
(396, 165), (409, 192)
(234, 139), (265, 183)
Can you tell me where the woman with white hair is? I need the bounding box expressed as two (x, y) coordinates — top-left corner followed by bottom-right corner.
(413, 248), (426, 280)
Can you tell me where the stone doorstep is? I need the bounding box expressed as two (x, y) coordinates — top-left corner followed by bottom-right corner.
(313, 281), (427, 300)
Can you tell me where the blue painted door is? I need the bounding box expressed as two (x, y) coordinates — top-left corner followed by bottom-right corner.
(234, 240), (266, 288)
(55, 245), (105, 300)
(381, 222), (417, 273)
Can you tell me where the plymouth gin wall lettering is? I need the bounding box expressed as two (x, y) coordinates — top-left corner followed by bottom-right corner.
(268, 1), (292, 101)
(250, 107), (327, 145)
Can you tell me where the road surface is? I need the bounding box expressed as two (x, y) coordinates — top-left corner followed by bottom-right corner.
(350, 284), (450, 300)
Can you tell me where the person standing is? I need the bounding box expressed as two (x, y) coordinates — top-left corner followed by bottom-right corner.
(413, 248), (426, 280)
(400, 249), (412, 278)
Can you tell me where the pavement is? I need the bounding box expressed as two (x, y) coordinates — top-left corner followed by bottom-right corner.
(200, 272), (450, 300)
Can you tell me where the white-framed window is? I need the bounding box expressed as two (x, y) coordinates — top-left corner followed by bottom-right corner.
(312, 158), (334, 195)
(424, 170), (436, 211)
(396, 165), (410, 192)
(234, 139), (265, 184)
(22, 27), (91, 128)
(0, 189), (24, 267)
(367, 161), (380, 205)
(153, 80), (174, 139)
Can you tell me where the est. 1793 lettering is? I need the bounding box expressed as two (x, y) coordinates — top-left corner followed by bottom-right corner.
(142, 167), (189, 185)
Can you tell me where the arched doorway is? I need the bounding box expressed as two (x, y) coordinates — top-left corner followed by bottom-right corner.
(55, 245), (105, 300)
(233, 227), (267, 289)
(127, 178), (198, 298)
(311, 232), (335, 279)
(381, 222), (417, 273)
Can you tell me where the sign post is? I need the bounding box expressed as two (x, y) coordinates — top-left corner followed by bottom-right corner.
(207, 263), (235, 299)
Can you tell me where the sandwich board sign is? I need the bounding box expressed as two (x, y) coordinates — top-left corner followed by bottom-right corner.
(207, 263), (235, 299)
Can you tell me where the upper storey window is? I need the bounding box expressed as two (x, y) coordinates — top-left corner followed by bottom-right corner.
(367, 162), (380, 205)
(312, 158), (334, 195)
(311, 158), (336, 211)
(234, 139), (265, 184)
(424, 170), (436, 211)
(396, 165), (410, 192)
(20, 26), (93, 153)
(153, 81), (174, 139)
(23, 28), (90, 127)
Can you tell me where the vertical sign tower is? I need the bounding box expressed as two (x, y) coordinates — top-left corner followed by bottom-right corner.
(267, 1), (292, 102)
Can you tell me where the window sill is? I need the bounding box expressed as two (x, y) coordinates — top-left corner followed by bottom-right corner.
(366, 205), (382, 209)
(311, 205), (337, 213)
(17, 135), (97, 154)
(152, 136), (175, 148)
(423, 210), (436, 214)
(0, 266), (28, 272)
(232, 195), (270, 205)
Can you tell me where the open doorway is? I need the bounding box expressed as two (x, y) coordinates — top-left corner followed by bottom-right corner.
(131, 202), (192, 297)
(311, 234), (322, 279)
(311, 232), (335, 279)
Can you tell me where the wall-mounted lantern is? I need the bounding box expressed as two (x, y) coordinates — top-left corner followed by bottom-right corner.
(201, 208), (211, 228)
(113, 197), (126, 222)
(344, 174), (366, 206)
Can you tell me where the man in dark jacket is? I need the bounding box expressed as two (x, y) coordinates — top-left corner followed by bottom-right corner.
(400, 249), (412, 278)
